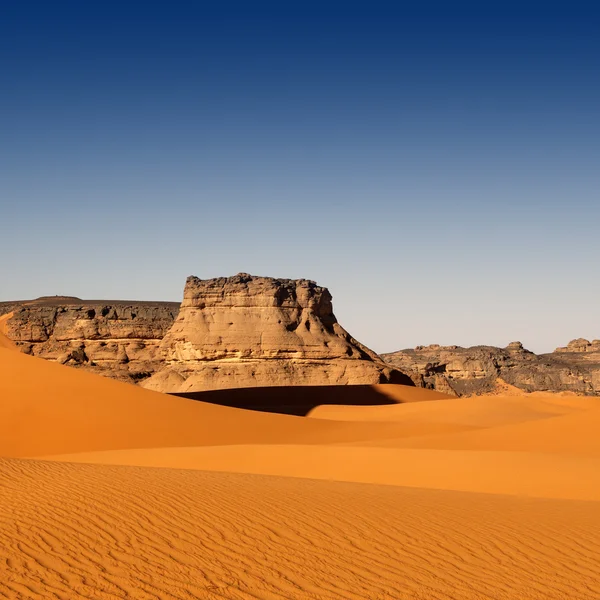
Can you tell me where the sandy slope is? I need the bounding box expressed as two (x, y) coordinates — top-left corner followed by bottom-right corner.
(309, 391), (598, 424)
(0, 312), (16, 349)
(48, 444), (600, 500)
(2, 458), (600, 600)
(45, 386), (600, 500)
(359, 402), (600, 455)
(0, 347), (449, 457)
(2, 345), (600, 598)
(310, 392), (600, 454)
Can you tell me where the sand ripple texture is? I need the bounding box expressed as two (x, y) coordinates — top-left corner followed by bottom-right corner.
(0, 458), (599, 600)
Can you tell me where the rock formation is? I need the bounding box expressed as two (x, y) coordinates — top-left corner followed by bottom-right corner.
(2, 275), (411, 392)
(4, 300), (180, 383)
(7, 278), (598, 396)
(383, 340), (600, 396)
(143, 273), (410, 392)
(555, 338), (600, 353)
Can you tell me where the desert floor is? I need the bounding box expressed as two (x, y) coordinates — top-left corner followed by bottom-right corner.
(1, 339), (599, 599)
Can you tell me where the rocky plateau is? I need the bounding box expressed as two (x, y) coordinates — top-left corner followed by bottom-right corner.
(383, 340), (600, 396)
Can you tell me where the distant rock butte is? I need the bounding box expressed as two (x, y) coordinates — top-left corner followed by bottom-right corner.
(382, 340), (600, 397)
(143, 274), (410, 392)
(555, 338), (600, 353)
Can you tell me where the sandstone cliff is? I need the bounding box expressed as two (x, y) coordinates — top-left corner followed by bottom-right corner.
(143, 273), (410, 392)
(5, 300), (180, 383)
(555, 338), (600, 353)
(383, 340), (600, 396)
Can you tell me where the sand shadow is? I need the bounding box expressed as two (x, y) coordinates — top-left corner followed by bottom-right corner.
(171, 385), (403, 416)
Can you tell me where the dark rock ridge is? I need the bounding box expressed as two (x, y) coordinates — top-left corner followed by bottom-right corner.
(382, 341), (600, 396)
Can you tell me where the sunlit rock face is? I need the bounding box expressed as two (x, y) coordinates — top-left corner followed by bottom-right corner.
(5, 301), (179, 384)
(143, 273), (411, 392)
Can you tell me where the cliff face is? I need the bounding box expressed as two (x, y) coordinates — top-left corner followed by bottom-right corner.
(2, 275), (411, 392)
(5, 300), (180, 383)
(143, 273), (410, 392)
(382, 340), (600, 396)
(555, 338), (600, 353)
(0, 302), (26, 317)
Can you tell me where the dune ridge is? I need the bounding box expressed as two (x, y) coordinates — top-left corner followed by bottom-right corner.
(45, 444), (600, 500)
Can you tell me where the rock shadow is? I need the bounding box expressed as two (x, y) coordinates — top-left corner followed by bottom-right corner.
(171, 385), (400, 417)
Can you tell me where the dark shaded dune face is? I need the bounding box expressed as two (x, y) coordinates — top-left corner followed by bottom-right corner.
(173, 384), (403, 416)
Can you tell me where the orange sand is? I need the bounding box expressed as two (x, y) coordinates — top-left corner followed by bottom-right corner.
(0, 312), (16, 349)
(1, 344), (600, 598)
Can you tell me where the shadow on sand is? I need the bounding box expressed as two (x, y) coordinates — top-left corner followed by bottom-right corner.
(171, 384), (407, 417)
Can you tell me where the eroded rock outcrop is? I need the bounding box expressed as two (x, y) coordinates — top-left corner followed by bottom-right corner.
(5, 301), (180, 383)
(143, 273), (410, 392)
(555, 338), (600, 353)
(383, 340), (600, 396)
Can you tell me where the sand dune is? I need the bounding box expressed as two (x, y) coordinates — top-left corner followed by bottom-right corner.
(174, 381), (452, 415)
(47, 444), (600, 500)
(1, 458), (599, 599)
(309, 391), (597, 424)
(2, 340), (600, 598)
(364, 403), (600, 455)
(0, 348), (446, 457)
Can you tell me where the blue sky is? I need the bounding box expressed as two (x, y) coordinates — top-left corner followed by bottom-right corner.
(1, 3), (598, 353)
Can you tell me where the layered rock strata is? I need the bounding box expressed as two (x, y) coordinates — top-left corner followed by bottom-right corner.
(555, 338), (600, 353)
(383, 340), (600, 396)
(143, 273), (411, 392)
(5, 301), (180, 383)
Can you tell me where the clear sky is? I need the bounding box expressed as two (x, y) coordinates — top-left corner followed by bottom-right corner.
(1, 3), (598, 354)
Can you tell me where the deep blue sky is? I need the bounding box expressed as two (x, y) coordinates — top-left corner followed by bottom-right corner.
(1, 3), (598, 353)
